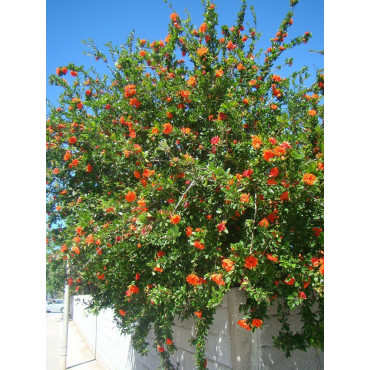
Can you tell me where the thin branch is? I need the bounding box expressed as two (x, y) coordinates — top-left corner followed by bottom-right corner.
(250, 186), (258, 254)
(174, 180), (195, 212)
(80, 245), (107, 271)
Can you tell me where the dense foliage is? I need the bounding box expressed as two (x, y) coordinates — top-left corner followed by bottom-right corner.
(46, 253), (65, 298)
(46, 0), (323, 367)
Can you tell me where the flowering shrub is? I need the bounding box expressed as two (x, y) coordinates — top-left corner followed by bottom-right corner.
(46, 0), (323, 368)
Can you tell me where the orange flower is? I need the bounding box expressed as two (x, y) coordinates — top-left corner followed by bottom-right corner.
(125, 191), (137, 202)
(64, 151), (71, 161)
(76, 226), (83, 235)
(85, 234), (94, 244)
(186, 274), (201, 285)
(238, 319), (251, 330)
(153, 266), (163, 272)
(71, 159), (79, 167)
(129, 97), (141, 108)
(302, 173), (316, 185)
(142, 168), (155, 177)
(199, 22), (207, 33)
(181, 127), (191, 135)
(53, 168), (59, 175)
(166, 338), (173, 346)
(134, 171), (141, 179)
(197, 47), (209, 57)
(218, 112), (227, 120)
(280, 191), (289, 201)
(187, 76), (197, 87)
(170, 214), (181, 224)
(263, 150), (275, 162)
(269, 167), (279, 177)
(222, 259), (234, 272)
(157, 346), (165, 353)
(179, 90), (190, 99)
(193, 241), (205, 250)
(215, 69), (224, 77)
(266, 254), (278, 262)
(185, 226), (193, 237)
(211, 273), (225, 285)
(128, 285), (139, 294)
(259, 218), (269, 228)
(237, 63), (245, 71)
(217, 221), (226, 233)
(60, 245), (68, 253)
(319, 261), (324, 275)
(139, 50), (146, 57)
(270, 104), (278, 110)
(318, 162), (324, 171)
(124, 84), (136, 98)
(240, 193), (250, 203)
(86, 164), (93, 173)
(244, 255), (258, 269)
(170, 13), (178, 22)
(312, 227), (323, 237)
(285, 276), (295, 285)
(226, 40), (236, 50)
(251, 319), (263, 328)
(73, 236), (81, 243)
(119, 309), (126, 316)
(151, 127), (159, 135)
(138, 198), (146, 207)
(273, 146), (286, 156)
(267, 178), (277, 185)
(71, 246), (80, 255)
(194, 311), (203, 318)
(69, 137), (77, 145)
(163, 123), (173, 135)
(308, 109), (317, 116)
(251, 135), (262, 149)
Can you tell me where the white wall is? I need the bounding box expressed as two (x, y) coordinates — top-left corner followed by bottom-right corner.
(71, 290), (324, 369)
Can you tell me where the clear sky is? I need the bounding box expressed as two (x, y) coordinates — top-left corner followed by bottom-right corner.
(46, 0), (323, 106)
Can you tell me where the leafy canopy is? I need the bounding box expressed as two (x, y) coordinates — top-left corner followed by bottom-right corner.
(46, 0), (323, 368)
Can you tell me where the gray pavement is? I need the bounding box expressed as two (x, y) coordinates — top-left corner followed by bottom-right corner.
(46, 313), (103, 370)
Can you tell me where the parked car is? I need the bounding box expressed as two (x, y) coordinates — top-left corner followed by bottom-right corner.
(46, 299), (64, 313)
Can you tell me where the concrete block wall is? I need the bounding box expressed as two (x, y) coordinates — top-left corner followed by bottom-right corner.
(72, 295), (139, 369)
(71, 290), (324, 369)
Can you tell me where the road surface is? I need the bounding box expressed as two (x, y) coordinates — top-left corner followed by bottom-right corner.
(46, 312), (102, 369)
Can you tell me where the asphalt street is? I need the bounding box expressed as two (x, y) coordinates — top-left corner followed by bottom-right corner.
(46, 312), (103, 370)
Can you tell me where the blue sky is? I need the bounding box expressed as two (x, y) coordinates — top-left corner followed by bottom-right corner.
(46, 0), (323, 106)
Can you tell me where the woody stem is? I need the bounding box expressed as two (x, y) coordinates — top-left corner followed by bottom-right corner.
(250, 186), (258, 254)
(174, 180), (195, 212)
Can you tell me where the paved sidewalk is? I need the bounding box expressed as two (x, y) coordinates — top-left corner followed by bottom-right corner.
(46, 313), (103, 370)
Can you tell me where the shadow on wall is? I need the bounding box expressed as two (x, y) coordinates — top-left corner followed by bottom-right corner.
(71, 292), (324, 370)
